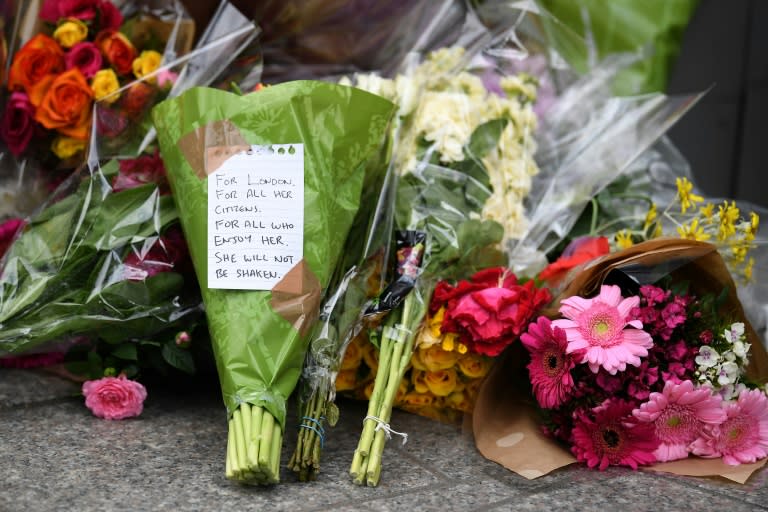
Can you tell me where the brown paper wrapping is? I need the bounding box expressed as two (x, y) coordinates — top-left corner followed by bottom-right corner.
(180, 119), (250, 179)
(473, 239), (768, 483)
(270, 259), (322, 337)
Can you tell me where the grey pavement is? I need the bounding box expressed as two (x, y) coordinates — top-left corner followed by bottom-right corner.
(1, 367), (767, 512)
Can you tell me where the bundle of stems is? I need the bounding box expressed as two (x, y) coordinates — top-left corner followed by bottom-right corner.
(349, 286), (429, 486)
(225, 404), (283, 484)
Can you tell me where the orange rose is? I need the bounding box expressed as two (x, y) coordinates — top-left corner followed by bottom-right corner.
(8, 34), (65, 93)
(30, 68), (93, 139)
(335, 369), (358, 392)
(424, 368), (458, 397)
(95, 30), (136, 75)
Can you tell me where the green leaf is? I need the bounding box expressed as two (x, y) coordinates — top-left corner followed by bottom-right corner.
(87, 350), (104, 379)
(111, 343), (138, 361)
(161, 341), (195, 374)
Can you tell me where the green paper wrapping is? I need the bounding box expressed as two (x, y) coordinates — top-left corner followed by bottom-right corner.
(152, 82), (395, 427)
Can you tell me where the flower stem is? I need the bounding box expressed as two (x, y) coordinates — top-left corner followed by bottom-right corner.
(224, 403), (282, 484)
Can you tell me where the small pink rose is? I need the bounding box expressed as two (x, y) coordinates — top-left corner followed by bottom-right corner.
(156, 69), (178, 88)
(65, 42), (103, 78)
(82, 374), (147, 420)
(0, 92), (37, 156)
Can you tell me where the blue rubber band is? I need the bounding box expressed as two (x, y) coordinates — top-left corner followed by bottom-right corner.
(298, 424), (325, 448)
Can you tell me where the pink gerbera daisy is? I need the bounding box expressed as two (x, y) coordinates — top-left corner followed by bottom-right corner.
(691, 388), (768, 465)
(521, 316), (582, 409)
(571, 398), (659, 470)
(553, 285), (653, 375)
(633, 380), (726, 462)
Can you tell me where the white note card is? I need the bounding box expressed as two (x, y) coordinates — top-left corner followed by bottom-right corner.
(207, 144), (304, 290)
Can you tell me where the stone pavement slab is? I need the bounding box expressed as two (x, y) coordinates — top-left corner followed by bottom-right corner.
(1, 368), (766, 512)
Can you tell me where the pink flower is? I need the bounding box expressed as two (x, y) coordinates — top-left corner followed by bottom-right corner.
(0, 91), (37, 156)
(156, 69), (179, 88)
(634, 380), (726, 462)
(691, 388), (768, 465)
(95, 105), (128, 138)
(571, 398), (659, 470)
(521, 316), (582, 408)
(40, 0), (100, 23)
(553, 285), (653, 375)
(65, 42), (103, 78)
(0, 217), (24, 258)
(82, 374), (147, 420)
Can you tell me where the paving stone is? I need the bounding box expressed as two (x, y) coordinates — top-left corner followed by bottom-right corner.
(0, 369), (79, 407)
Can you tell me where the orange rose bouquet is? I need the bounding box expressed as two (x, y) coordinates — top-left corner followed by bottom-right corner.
(1, 0), (190, 170)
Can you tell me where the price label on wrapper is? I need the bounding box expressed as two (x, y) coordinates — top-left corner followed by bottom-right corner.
(207, 144), (304, 290)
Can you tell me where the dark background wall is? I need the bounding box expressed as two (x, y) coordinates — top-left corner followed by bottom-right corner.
(667, 0), (767, 208)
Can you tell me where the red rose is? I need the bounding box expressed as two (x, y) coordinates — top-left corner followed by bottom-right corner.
(40, 0), (100, 23)
(120, 81), (155, 118)
(112, 150), (169, 194)
(538, 236), (610, 286)
(0, 92), (37, 156)
(439, 268), (551, 356)
(123, 226), (189, 280)
(95, 29), (136, 75)
(97, 0), (123, 31)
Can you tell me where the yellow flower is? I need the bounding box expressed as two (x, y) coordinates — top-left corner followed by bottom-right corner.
(717, 201), (740, 241)
(51, 136), (86, 159)
(615, 230), (634, 249)
(731, 243), (749, 264)
(749, 212), (760, 235)
(361, 342), (379, 373)
(429, 307), (445, 337)
(457, 353), (492, 379)
(411, 369), (429, 394)
(744, 257), (755, 281)
(446, 391), (473, 414)
(677, 218), (711, 241)
(339, 335), (364, 371)
(132, 50), (163, 81)
(53, 18), (88, 48)
(424, 369), (458, 396)
(643, 203), (657, 230)
(91, 69), (121, 103)
(402, 392), (435, 408)
(676, 177), (703, 213)
(700, 203), (715, 222)
(419, 345), (459, 371)
(457, 342), (468, 354)
(335, 369), (358, 392)
(393, 378), (409, 406)
(441, 332), (459, 352)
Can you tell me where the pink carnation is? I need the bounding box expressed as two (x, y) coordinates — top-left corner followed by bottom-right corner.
(40, 0), (100, 23)
(691, 388), (768, 465)
(634, 380), (726, 462)
(553, 285), (653, 375)
(82, 374), (147, 420)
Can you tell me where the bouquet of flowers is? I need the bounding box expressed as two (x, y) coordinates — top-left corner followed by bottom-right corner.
(1, 0), (194, 168)
(152, 82), (396, 484)
(474, 240), (768, 480)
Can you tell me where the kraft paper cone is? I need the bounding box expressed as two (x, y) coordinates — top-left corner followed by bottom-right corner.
(473, 239), (768, 482)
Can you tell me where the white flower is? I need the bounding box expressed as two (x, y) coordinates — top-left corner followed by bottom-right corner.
(724, 322), (745, 343)
(716, 361), (740, 386)
(723, 350), (737, 362)
(696, 346), (720, 368)
(732, 340), (750, 359)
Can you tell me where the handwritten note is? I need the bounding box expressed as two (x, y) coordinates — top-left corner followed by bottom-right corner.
(207, 144), (304, 290)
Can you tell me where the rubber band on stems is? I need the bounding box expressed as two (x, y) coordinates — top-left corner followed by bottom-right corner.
(363, 415), (409, 445)
(299, 416), (326, 448)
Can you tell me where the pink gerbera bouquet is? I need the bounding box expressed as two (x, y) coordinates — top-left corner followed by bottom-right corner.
(521, 282), (768, 470)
